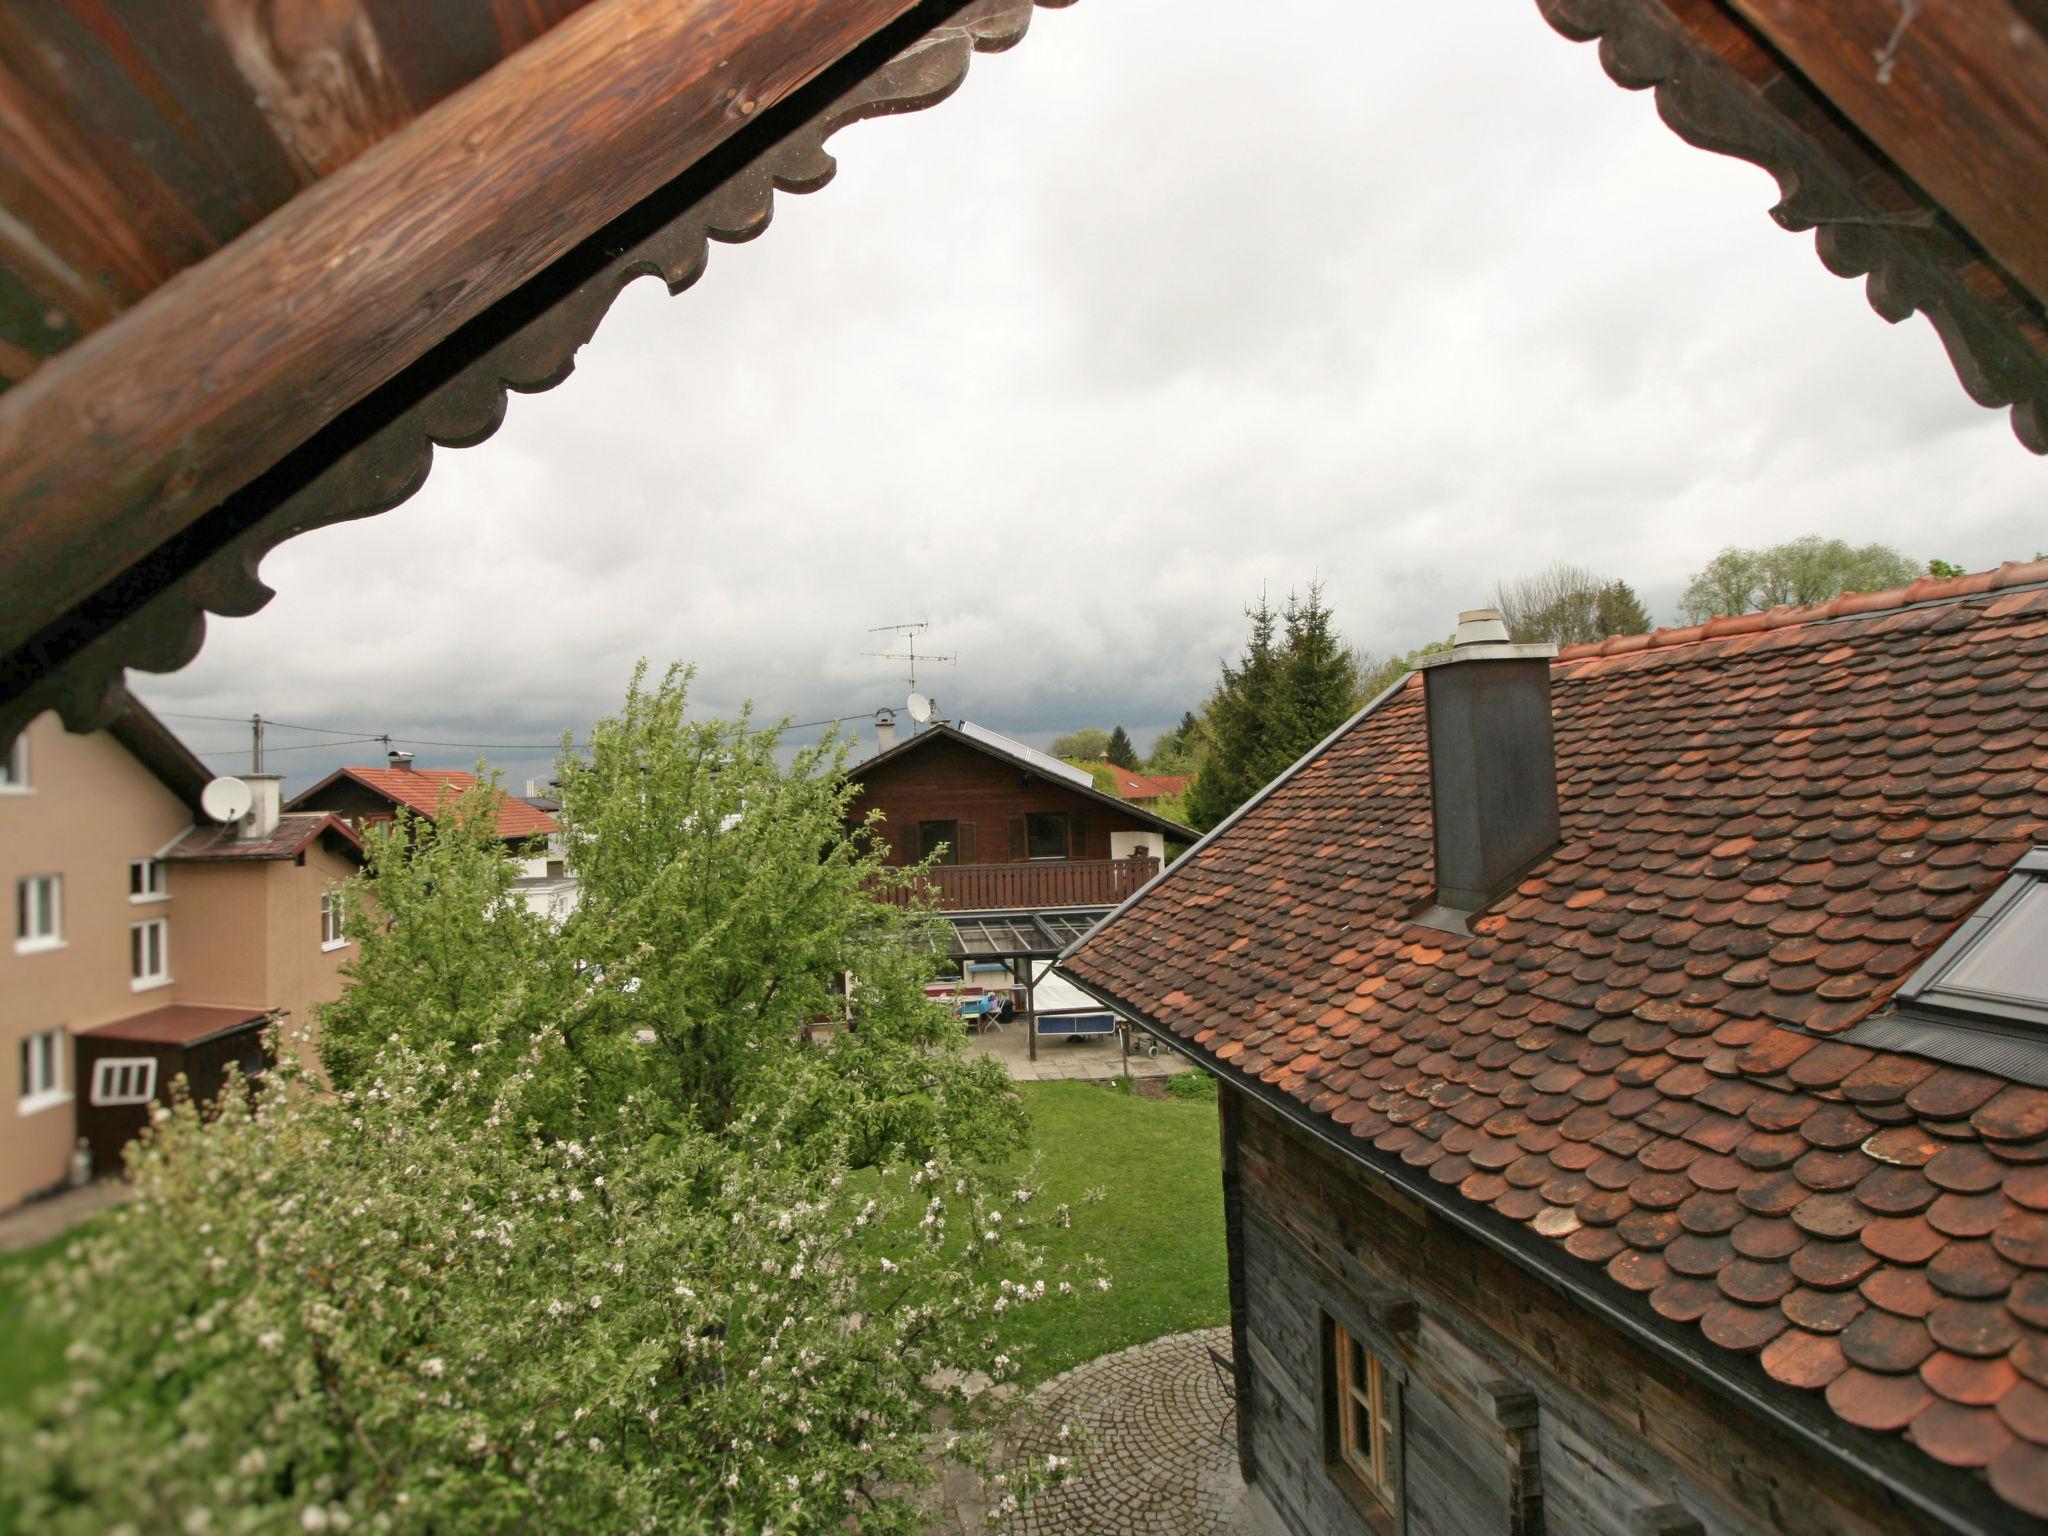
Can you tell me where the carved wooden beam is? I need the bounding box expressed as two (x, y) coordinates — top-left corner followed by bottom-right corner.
(1540, 0), (2048, 456)
(0, 0), (1059, 746)
(1725, 0), (2048, 306)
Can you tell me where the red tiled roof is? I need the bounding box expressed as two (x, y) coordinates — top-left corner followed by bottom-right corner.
(85, 1004), (269, 1047)
(1101, 764), (1193, 801)
(299, 766), (558, 840)
(164, 811), (364, 862)
(1063, 577), (2048, 1512)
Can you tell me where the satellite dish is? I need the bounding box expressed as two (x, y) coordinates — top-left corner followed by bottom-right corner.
(201, 776), (254, 824)
(906, 691), (932, 724)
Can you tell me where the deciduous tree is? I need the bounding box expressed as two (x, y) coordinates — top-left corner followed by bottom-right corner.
(1048, 727), (1110, 761)
(1678, 537), (1920, 623)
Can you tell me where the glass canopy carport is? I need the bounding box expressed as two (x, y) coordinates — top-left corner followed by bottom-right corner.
(936, 908), (1121, 1063)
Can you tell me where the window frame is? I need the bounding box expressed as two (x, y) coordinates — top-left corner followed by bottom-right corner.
(1025, 811), (1070, 861)
(0, 731), (27, 791)
(1323, 1312), (1403, 1532)
(129, 857), (169, 904)
(918, 819), (961, 866)
(320, 889), (349, 951)
(19, 1027), (68, 1114)
(130, 915), (171, 991)
(16, 873), (62, 953)
(91, 1056), (158, 1107)
(1896, 850), (2048, 1033)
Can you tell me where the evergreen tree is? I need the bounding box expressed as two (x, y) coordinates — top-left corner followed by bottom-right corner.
(1275, 583), (1358, 757)
(1594, 580), (1651, 639)
(1104, 725), (1139, 769)
(1185, 593), (1282, 832)
(1186, 585), (1359, 833)
(1145, 711), (1203, 774)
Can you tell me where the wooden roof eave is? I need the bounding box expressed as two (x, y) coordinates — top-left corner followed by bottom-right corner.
(1541, 0), (2048, 449)
(0, 0), (1061, 748)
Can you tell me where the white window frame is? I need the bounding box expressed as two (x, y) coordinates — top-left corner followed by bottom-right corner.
(130, 916), (171, 991)
(90, 1056), (158, 1107)
(19, 1028), (67, 1115)
(16, 874), (62, 953)
(320, 889), (349, 951)
(129, 857), (169, 904)
(0, 732), (27, 792)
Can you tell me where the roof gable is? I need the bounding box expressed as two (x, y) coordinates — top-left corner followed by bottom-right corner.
(289, 766), (558, 841)
(853, 724), (1194, 841)
(1062, 575), (2048, 1515)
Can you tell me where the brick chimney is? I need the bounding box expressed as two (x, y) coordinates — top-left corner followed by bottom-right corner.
(1413, 609), (1560, 933)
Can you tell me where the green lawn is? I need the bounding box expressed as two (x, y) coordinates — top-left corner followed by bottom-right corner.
(0, 1083), (1228, 1412)
(986, 1081), (1228, 1385)
(0, 1229), (83, 1418)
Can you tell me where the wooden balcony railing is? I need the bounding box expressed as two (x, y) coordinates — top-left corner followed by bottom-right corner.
(874, 856), (1161, 912)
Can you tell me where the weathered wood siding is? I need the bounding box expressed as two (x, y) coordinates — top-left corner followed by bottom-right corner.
(846, 733), (1164, 867)
(1229, 1086), (1926, 1536)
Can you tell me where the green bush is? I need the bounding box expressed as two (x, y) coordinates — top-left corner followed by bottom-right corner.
(1166, 1071), (1218, 1102)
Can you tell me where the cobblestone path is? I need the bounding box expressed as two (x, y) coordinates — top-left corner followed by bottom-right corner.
(965, 1327), (1247, 1535)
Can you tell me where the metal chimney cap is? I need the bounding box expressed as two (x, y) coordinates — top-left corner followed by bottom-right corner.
(387, 749), (416, 768)
(1414, 607), (1560, 668)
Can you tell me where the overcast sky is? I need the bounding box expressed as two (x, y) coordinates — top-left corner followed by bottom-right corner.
(138, 0), (2045, 795)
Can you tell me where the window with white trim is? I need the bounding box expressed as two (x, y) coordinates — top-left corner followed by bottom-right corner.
(129, 858), (168, 902)
(320, 889), (347, 950)
(0, 732), (26, 790)
(19, 1028), (66, 1113)
(130, 917), (170, 989)
(16, 874), (61, 951)
(91, 1057), (158, 1106)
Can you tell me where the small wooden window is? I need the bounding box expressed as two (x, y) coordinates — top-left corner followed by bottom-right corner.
(1328, 1319), (1398, 1524)
(918, 820), (960, 865)
(1025, 812), (1068, 860)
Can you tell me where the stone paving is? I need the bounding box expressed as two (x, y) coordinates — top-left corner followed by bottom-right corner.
(926, 1328), (1248, 1535)
(0, 1179), (127, 1253)
(964, 1019), (1191, 1084)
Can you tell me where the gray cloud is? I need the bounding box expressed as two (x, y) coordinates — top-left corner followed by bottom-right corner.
(138, 0), (2046, 795)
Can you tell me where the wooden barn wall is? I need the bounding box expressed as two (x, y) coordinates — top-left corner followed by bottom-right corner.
(844, 735), (1162, 864)
(1229, 1089), (1921, 1536)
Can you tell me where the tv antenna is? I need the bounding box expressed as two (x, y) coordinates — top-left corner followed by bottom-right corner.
(863, 620), (954, 697)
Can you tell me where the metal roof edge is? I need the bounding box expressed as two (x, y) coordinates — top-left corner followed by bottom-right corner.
(1046, 969), (2018, 1536)
(1055, 668), (1421, 966)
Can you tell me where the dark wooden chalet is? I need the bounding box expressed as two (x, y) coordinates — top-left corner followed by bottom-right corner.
(1061, 566), (2048, 1536)
(847, 720), (1190, 911)
(1, 0), (2044, 764)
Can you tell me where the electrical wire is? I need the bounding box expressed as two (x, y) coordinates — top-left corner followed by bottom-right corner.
(158, 708), (878, 752)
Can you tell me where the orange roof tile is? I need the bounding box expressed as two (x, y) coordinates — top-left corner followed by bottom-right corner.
(1063, 575), (2048, 1511)
(305, 766), (557, 840)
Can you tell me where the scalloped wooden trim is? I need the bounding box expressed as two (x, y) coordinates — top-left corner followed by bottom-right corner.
(0, 0), (1062, 748)
(1540, 0), (2048, 455)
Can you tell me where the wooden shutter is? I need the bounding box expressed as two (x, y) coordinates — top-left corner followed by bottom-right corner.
(1068, 812), (1087, 858)
(1009, 816), (1026, 860)
(957, 822), (978, 864)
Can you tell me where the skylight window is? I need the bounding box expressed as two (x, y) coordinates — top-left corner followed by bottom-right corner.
(1896, 850), (2048, 1031)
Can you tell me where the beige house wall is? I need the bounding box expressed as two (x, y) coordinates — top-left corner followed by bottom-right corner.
(267, 843), (358, 1072)
(0, 713), (193, 1209)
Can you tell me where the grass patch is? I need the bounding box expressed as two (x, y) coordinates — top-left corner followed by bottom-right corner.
(988, 1081), (1226, 1386)
(0, 1229), (87, 1417)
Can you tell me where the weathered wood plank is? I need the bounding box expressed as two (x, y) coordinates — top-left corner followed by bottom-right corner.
(0, 0), (923, 660)
(1725, 0), (2048, 305)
